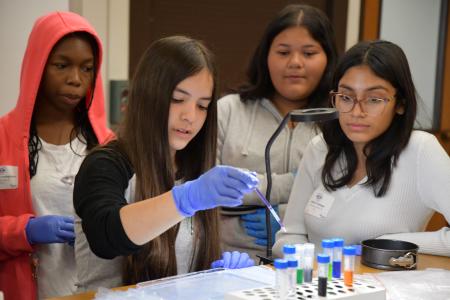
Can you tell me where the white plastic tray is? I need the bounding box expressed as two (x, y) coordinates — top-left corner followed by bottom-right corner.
(135, 267), (274, 300)
(225, 276), (386, 300)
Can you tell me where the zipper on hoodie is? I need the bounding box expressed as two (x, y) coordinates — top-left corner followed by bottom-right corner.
(285, 126), (294, 173)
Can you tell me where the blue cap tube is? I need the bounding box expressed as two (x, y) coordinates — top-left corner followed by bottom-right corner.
(317, 254), (330, 297)
(275, 259), (289, 299)
(332, 238), (344, 278)
(343, 246), (356, 286)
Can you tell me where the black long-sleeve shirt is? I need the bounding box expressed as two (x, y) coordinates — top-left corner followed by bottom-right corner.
(74, 147), (141, 259)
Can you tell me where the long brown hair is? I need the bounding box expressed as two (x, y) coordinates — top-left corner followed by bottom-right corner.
(116, 36), (221, 284)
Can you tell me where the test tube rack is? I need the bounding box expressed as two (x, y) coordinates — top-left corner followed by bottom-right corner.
(225, 277), (385, 300)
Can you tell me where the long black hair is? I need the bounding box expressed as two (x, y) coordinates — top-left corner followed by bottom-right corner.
(28, 31), (99, 178)
(321, 40), (417, 196)
(238, 4), (337, 108)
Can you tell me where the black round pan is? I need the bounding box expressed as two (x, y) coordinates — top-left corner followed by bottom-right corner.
(361, 239), (418, 271)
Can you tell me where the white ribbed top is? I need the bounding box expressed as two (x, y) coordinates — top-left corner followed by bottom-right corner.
(274, 131), (450, 257)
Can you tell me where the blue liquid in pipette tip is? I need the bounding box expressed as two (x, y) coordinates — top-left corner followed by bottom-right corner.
(254, 188), (286, 232)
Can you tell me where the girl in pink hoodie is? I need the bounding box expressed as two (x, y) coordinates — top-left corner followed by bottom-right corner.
(0, 11), (111, 300)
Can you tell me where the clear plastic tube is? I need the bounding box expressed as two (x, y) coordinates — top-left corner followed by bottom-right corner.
(322, 239), (334, 280)
(274, 259), (289, 300)
(303, 243), (314, 283)
(283, 244), (296, 261)
(343, 246), (356, 286)
(294, 244), (305, 284)
(317, 254), (330, 297)
(287, 259), (298, 295)
(332, 238), (344, 278)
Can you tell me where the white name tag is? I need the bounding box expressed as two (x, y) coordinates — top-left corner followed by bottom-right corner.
(304, 188), (334, 218)
(0, 166), (18, 189)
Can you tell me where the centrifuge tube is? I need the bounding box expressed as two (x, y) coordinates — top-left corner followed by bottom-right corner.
(322, 239), (334, 280)
(332, 238), (344, 278)
(274, 259), (289, 300)
(343, 246), (356, 286)
(317, 254), (330, 297)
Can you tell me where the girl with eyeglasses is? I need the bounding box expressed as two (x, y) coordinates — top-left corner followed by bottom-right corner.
(274, 40), (450, 257)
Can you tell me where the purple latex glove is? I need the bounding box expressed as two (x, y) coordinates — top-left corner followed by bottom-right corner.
(211, 251), (255, 269)
(172, 166), (259, 216)
(26, 215), (75, 244)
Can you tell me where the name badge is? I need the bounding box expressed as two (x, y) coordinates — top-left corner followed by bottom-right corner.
(304, 188), (334, 218)
(0, 166), (18, 190)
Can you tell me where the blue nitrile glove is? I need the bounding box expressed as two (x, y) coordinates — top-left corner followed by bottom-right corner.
(211, 251), (255, 269)
(172, 166), (259, 217)
(350, 244), (362, 256)
(25, 215), (75, 245)
(241, 206), (281, 247)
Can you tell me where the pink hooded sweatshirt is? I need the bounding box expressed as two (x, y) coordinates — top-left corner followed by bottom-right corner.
(0, 12), (112, 300)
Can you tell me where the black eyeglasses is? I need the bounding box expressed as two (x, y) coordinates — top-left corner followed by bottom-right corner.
(330, 91), (393, 116)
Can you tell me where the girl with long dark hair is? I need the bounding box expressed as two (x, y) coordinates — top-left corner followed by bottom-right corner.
(217, 4), (338, 258)
(74, 36), (257, 291)
(275, 40), (450, 257)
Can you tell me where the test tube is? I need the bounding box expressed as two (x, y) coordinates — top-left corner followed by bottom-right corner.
(343, 246), (356, 286)
(322, 239), (334, 280)
(332, 238), (344, 278)
(317, 254), (330, 298)
(294, 244), (305, 284)
(283, 244), (296, 261)
(274, 259), (289, 300)
(350, 244), (362, 256)
(287, 259), (298, 295)
(303, 243), (315, 283)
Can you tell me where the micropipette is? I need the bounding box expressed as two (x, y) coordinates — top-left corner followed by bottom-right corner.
(254, 188), (286, 232)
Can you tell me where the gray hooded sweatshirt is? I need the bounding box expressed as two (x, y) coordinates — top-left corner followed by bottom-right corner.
(217, 94), (318, 259)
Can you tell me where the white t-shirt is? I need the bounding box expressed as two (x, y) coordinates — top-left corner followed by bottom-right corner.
(30, 137), (87, 299)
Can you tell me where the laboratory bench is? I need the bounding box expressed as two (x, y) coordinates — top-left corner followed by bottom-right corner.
(48, 254), (450, 300)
